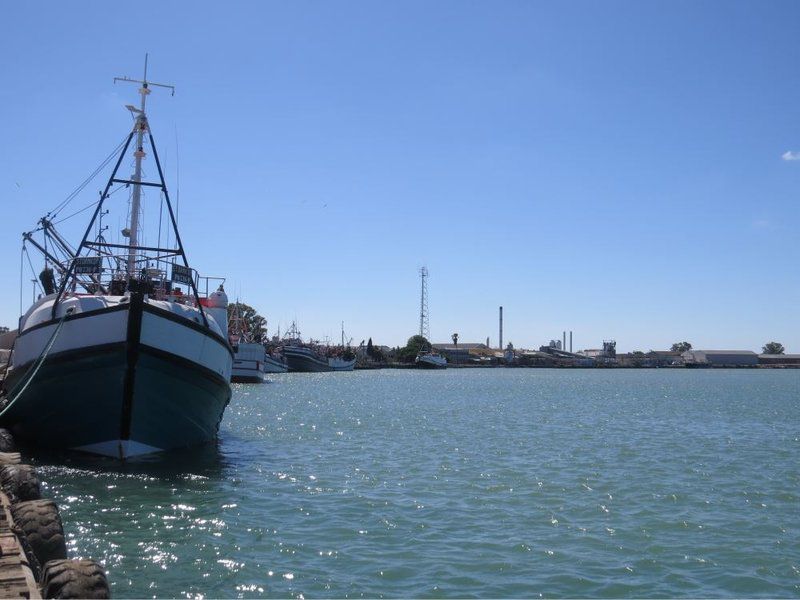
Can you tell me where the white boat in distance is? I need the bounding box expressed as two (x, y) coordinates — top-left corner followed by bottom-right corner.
(416, 351), (448, 369)
(229, 303), (269, 383)
(0, 60), (233, 459)
(230, 340), (288, 381)
(230, 342), (268, 383)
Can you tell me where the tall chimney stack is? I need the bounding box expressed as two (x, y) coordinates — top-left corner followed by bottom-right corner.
(499, 306), (503, 350)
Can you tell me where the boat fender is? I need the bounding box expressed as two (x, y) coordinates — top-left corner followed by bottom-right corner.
(205, 285), (229, 338)
(41, 559), (110, 599)
(0, 428), (16, 452)
(0, 464), (41, 503)
(11, 499), (67, 567)
(206, 285), (228, 309)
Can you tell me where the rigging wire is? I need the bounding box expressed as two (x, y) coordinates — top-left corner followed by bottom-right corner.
(0, 308), (73, 412)
(24, 245), (43, 298)
(53, 199), (101, 226)
(19, 245), (25, 316)
(157, 191), (164, 257)
(48, 135), (129, 219)
(175, 126), (180, 239)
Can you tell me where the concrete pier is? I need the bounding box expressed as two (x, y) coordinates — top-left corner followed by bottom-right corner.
(0, 452), (40, 599)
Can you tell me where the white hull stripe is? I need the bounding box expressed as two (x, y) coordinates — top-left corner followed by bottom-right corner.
(140, 311), (231, 379)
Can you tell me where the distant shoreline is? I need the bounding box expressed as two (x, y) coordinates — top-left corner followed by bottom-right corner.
(355, 363), (800, 371)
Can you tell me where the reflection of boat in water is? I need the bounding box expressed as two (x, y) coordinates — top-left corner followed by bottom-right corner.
(0, 61), (232, 459)
(415, 351), (447, 369)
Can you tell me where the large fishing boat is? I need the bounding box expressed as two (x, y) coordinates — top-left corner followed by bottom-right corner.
(0, 60), (233, 459)
(283, 346), (356, 372)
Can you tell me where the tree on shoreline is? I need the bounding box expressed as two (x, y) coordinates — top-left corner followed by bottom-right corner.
(397, 335), (431, 362)
(227, 302), (266, 343)
(671, 341), (692, 353)
(762, 341), (785, 355)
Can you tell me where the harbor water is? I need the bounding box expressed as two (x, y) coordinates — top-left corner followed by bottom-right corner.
(34, 369), (799, 597)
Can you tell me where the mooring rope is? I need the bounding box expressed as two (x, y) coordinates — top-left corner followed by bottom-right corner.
(0, 308), (73, 418)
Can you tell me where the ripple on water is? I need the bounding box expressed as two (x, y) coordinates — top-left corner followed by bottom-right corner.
(29, 369), (800, 597)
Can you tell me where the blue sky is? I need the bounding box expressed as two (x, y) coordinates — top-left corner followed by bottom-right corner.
(1, 1), (798, 352)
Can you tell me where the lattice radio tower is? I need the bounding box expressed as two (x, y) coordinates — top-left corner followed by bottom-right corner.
(419, 266), (430, 340)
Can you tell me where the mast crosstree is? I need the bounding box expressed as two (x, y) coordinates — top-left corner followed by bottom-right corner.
(113, 54), (175, 275)
(48, 56), (208, 325)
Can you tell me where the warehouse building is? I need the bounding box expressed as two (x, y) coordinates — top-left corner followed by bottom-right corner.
(682, 350), (759, 367)
(432, 342), (489, 363)
(758, 354), (800, 367)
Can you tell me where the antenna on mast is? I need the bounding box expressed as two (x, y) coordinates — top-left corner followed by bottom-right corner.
(113, 54), (175, 276)
(113, 53), (176, 98)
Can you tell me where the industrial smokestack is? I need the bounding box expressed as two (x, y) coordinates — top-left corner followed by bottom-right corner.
(499, 306), (503, 350)
(570, 331), (573, 353)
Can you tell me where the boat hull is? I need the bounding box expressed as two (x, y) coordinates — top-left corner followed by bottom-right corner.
(2, 345), (231, 457)
(284, 349), (332, 372)
(328, 358), (356, 371)
(283, 347), (355, 372)
(416, 355), (448, 369)
(263, 355), (288, 374)
(231, 360), (268, 383)
(1, 296), (232, 458)
(231, 342), (268, 383)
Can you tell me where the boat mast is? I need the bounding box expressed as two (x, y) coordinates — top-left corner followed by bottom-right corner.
(113, 54), (175, 276)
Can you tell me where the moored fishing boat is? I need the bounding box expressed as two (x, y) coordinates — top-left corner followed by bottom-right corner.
(230, 343), (269, 383)
(230, 336), (288, 379)
(281, 322), (356, 372)
(283, 345), (356, 372)
(0, 60), (233, 459)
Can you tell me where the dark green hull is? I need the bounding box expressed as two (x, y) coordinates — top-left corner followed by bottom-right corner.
(1, 344), (231, 458)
